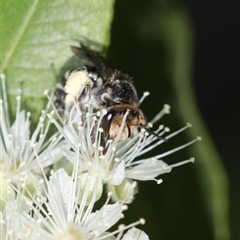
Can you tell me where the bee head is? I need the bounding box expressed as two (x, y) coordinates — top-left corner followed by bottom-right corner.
(101, 105), (145, 140)
(101, 105), (167, 142)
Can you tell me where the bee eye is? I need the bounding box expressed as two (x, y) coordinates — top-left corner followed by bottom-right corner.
(102, 113), (113, 136)
(107, 113), (112, 120)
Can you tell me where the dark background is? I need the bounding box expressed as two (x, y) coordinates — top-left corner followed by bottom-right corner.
(108, 0), (239, 239)
(184, 1), (239, 239)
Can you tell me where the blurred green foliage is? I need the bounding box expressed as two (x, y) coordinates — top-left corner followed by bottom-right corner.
(108, 0), (230, 239)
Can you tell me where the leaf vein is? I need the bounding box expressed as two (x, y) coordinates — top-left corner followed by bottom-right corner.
(2, 0), (40, 71)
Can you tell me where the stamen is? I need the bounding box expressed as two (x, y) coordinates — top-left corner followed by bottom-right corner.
(114, 110), (129, 143)
(170, 157), (195, 168)
(139, 91), (150, 105)
(165, 123), (192, 140)
(98, 218), (146, 240)
(156, 179), (163, 184)
(150, 104), (171, 125)
(156, 138), (200, 159)
(1, 74), (10, 128)
(44, 89), (64, 125)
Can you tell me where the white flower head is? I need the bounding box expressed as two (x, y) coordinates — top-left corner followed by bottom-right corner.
(0, 74), (65, 204)
(17, 160), (148, 240)
(47, 91), (199, 203)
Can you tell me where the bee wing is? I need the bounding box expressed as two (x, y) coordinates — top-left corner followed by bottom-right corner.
(71, 45), (114, 83)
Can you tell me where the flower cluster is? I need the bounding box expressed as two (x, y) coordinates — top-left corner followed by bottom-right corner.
(0, 73), (199, 239)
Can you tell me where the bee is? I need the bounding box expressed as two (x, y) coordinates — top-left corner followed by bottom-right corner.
(70, 44), (147, 140)
(55, 44), (158, 141)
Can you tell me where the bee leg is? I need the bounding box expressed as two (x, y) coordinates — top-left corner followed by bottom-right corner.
(126, 124), (131, 138)
(102, 145), (109, 155)
(78, 85), (90, 103)
(140, 124), (168, 142)
(78, 85), (92, 112)
(54, 88), (66, 117)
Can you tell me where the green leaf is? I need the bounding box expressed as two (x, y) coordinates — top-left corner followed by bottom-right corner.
(1, 0), (114, 121)
(167, 11), (230, 240)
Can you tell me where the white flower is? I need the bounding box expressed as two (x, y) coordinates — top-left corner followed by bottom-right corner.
(46, 92), (199, 203)
(0, 74), (65, 206)
(0, 67), (200, 239)
(17, 162), (148, 240)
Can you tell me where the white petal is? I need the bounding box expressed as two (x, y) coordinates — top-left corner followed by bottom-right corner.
(11, 110), (30, 145)
(108, 160), (125, 185)
(48, 169), (72, 218)
(125, 159), (172, 181)
(86, 202), (122, 234)
(122, 227), (149, 240)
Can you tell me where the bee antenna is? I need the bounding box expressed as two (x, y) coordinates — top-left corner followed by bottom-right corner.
(140, 124), (168, 142)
